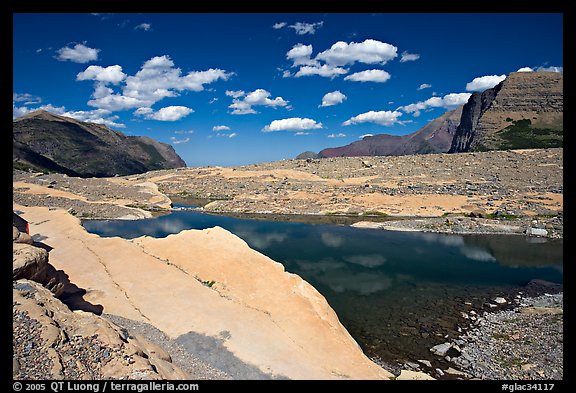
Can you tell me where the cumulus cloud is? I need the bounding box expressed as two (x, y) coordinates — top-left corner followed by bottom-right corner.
(262, 117), (323, 132)
(272, 22), (287, 29)
(170, 137), (190, 144)
(344, 69), (391, 83)
(135, 105), (193, 121)
(417, 83), (432, 90)
(12, 102), (125, 128)
(517, 67), (534, 72)
(536, 66), (563, 73)
(400, 51), (420, 62)
(343, 110), (403, 127)
(79, 55), (233, 112)
(316, 39), (397, 66)
(398, 92), (472, 117)
(359, 134), (374, 139)
(56, 43), (100, 63)
(327, 133), (347, 138)
(227, 88), (289, 115)
(465, 74), (507, 92)
(228, 132), (238, 138)
(135, 23), (151, 31)
(294, 64), (348, 78)
(212, 125), (231, 131)
(286, 43), (317, 66)
(13, 93), (42, 105)
(320, 90), (347, 107)
(289, 21), (323, 35)
(76, 65), (127, 84)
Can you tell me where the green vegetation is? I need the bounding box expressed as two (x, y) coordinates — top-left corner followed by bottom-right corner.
(496, 119), (563, 150)
(492, 332), (510, 340)
(484, 212), (519, 220)
(202, 280), (216, 288)
(505, 117), (514, 122)
(126, 203), (149, 210)
(363, 211), (389, 217)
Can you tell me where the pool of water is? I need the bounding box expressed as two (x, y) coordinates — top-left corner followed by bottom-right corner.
(83, 209), (563, 368)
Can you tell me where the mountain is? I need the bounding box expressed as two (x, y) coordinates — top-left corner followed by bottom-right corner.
(13, 110), (186, 177)
(296, 151), (320, 160)
(449, 72), (563, 153)
(317, 105), (463, 158)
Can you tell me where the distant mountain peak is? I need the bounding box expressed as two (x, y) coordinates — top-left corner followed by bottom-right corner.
(315, 106), (463, 158)
(13, 110), (186, 177)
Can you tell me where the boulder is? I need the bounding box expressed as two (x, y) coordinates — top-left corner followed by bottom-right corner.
(526, 227), (548, 237)
(13, 243), (48, 282)
(430, 342), (452, 356)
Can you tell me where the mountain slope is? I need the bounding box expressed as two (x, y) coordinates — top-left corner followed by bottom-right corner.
(13, 110), (186, 177)
(449, 72), (563, 152)
(318, 106), (463, 158)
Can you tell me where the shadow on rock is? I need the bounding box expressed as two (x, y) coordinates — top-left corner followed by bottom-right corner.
(175, 331), (289, 380)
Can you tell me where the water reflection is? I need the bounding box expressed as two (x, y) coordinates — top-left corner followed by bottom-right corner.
(83, 210), (563, 296)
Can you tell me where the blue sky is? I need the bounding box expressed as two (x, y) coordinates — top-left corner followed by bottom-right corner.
(13, 13), (563, 166)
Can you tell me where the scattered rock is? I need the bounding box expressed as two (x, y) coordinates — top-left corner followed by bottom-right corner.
(525, 227), (548, 237)
(430, 342), (452, 357)
(494, 297), (507, 304)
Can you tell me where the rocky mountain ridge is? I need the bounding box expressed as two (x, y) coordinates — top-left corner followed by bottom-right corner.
(13, 110), (186, 177)
(318, 106), (463, 158)
(450, 72), (563, 152)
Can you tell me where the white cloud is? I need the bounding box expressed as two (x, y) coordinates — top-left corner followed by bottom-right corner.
(289, 21), (323, 35)
(262, 117), (323, 132)
(417, 83), (432, 90)
(398, 92), (472, 117)
(465, 74), (506, 91)
(286, 43), (317, 66)
(343, 110), (402, 127)
(12, 103), (125, 128)
(517, 67), (534, 72)
(174, 130), (194, 134)
(295, 132), (311, 136)
(400, 51), (420, 62)
(13, 93), (42, 105)
(135, 105), (193, 121)
(320, 90), (347, 107)
(294, 64), (348, 78)
(327, 133), (347, 138)
(316, 39), (397, 66)
(56, 43), (100, 63)
(272, 22), (287, 29)
(76, 65), (127, 84)
(213, 125), (230, 131)
(282, 70), (292, 78)
(536, 66), (563, 73)
(344, 69), (391, 83)
(228, 132), (237, 138)
(135, 23), (152, 31)
(170, 137), (190, 144)
(80, 55), (233, 112)
(209, 97), (218, 104)
(225, 90), (245, 98)
(228, 88), (289, 115)
(359, 134), (374, 139)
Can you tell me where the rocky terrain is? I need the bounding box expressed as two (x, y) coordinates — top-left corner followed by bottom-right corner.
(13, 205), (392, 379)
(13, 110), (186, 177)
(319, 105), (463, 158)
(13, 224), (191, 379)
(450, 72), (563, 152)
(14, 148), (563, 237)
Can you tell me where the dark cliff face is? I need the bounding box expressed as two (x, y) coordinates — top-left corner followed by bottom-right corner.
(13, 110), (186, 177)
(449, 72), (563, 153)
(316, 106), (462, 158)
(448, 85), (502, 153)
